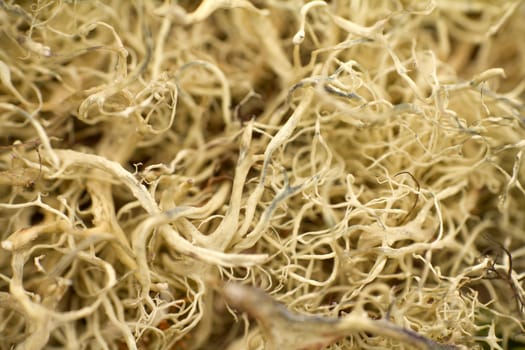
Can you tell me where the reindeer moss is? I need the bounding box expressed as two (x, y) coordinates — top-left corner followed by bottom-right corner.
(0, 1), (524, 349)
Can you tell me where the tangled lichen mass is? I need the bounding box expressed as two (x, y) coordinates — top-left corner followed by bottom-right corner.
(1, 0), (525, 349)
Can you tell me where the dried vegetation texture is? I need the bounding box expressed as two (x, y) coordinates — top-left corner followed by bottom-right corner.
(0, 0), (525, 349)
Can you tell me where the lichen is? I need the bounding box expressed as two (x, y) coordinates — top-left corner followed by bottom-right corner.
(0, 1), (524, 349)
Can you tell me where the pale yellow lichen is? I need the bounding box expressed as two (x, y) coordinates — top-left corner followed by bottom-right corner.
(0, 1), (524, 349)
